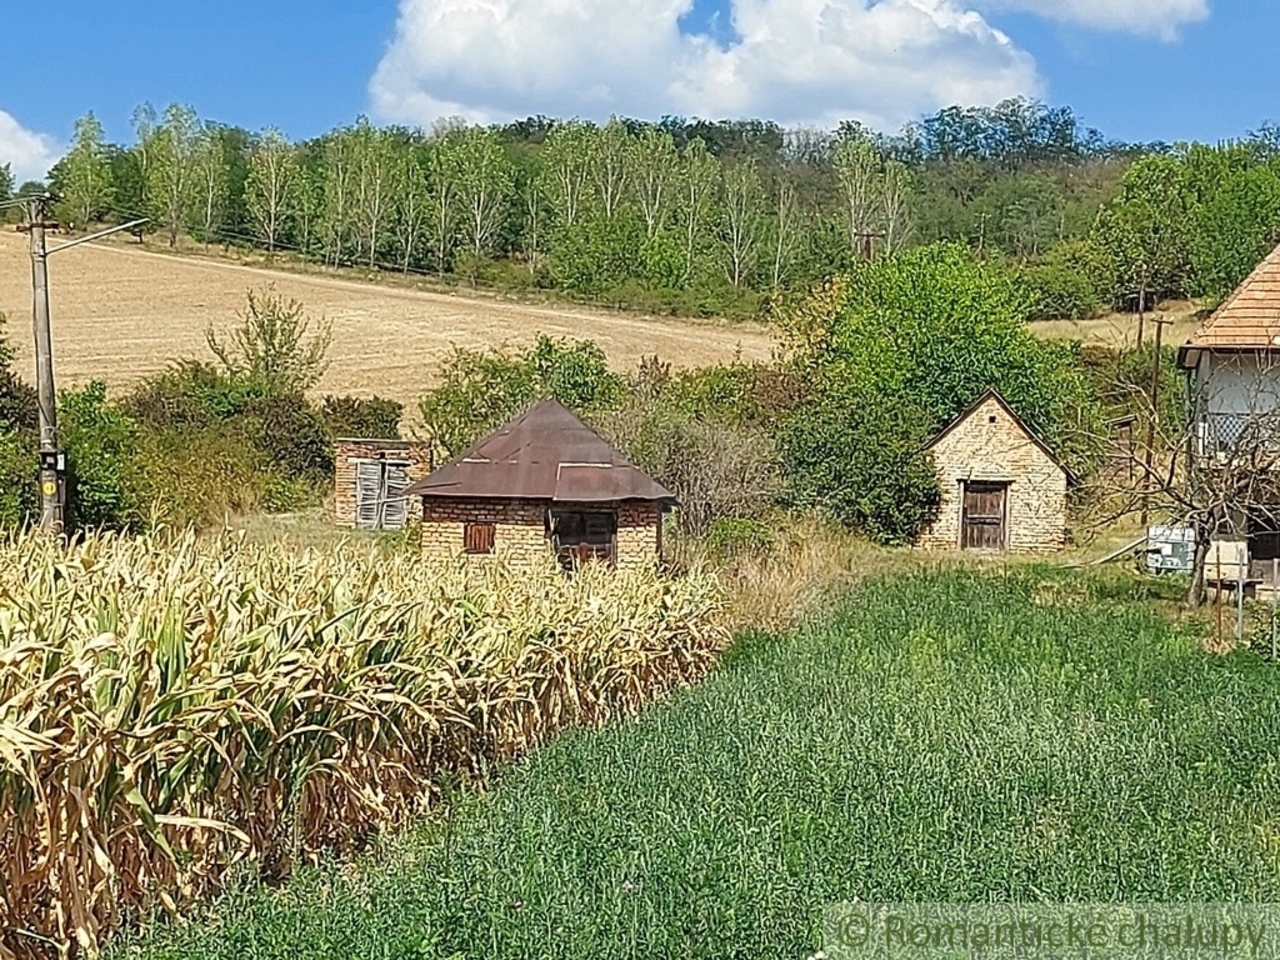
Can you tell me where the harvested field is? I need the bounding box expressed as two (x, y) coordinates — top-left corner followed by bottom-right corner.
(0, 231), (774, 411)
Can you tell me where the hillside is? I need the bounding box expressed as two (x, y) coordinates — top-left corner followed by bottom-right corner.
(0, 230), (773, 411)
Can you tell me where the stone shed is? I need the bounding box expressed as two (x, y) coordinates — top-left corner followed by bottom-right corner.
(404, 399), (676, 569)
(333, 439), (433, 530)
(920, 389), (1074, 552)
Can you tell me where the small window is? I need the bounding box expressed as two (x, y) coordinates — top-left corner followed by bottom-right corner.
(464, 522), (496, 555)
(988, 415), (998, 424)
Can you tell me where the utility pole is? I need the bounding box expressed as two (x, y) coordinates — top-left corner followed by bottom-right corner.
(1140, 314), (1173, 527)
(852, 229), (886, 262)
(23, 195), (64, 532)
(19, 197), (148, 534)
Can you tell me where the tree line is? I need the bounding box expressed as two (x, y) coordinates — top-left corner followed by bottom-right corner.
(12, 99), (1280, 320)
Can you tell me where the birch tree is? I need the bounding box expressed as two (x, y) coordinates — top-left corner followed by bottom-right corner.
(832, 135), (882, 259)
(679, 138), (720, 284)
(591, 118), (631, 220)
(353, 120), (396, 267)
(630, 126), (679, 239)
(144, 103), (201, 247)
(58, 112), (115, 229)
(722, 160), (764, 288)
(425, 135), (460, 275)
(191, 124), (228, 248)
(770, 177), (801, 289)
(881, 160), (913, 256)
(393, 142), (430, 273)
(246, 127), (297, 254)
(454, 126), (513, 260)
(321, 128), (357, 266)
(539, 120), (592, 229)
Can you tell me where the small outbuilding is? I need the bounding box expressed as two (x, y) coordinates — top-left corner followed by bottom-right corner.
(333, 439), (433, 531)
(919, 389), (1074, 552)
(404, 399), (676, 569)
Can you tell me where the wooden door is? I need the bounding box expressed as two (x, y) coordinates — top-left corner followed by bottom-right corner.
(961, 482), (1008, 550)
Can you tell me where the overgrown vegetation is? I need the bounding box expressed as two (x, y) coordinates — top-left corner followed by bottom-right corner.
(0, 528), (728, 957)
(0, 294), (403, 530)
(114, 568), (1280, 959)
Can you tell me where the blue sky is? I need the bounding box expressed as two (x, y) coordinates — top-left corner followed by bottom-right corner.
(0, 0), (1275, 181)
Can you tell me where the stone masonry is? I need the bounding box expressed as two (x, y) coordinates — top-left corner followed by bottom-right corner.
(920, 395), (1069, 552)
(333, 439), (433, 528)
(421, 498), (665, 569)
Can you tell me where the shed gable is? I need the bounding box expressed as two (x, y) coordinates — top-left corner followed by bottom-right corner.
(928, 396), (1064, 483)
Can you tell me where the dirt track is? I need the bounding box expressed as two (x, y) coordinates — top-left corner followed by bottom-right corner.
(0, 231), (774, 410)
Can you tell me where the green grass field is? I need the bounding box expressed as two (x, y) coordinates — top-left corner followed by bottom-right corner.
(115, 568), (1280, 960)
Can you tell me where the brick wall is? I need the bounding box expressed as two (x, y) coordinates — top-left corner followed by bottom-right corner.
(420, 498), (665, 568)
(920, 396), (1069, 552)
(333, 439), (432, 528)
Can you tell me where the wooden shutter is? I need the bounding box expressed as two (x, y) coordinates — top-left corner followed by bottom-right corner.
(464, 522), (495, 555)
(381, 462), (410, 530)
(355, 461), (382, 530)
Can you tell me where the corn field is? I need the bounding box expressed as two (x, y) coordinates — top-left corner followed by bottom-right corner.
(0, 529), (728, 959)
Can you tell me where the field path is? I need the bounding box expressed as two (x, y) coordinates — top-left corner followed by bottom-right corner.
(0, 230), (774, 410)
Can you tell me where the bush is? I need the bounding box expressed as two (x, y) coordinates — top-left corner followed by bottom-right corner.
(596, 396), (782, 535)
(129, 426), (262, 528)
(704, 516), (776, 558)
(0, 428), (35, 527)
(318, 395), (403, 439)
(1017, 239), (1108, 321)
(778, 387), (941, 545)
(60, 382), (141, 531)
(236, 394), (333, 487)
(206, 287), (332, 396)
(420, 336), (626, 456)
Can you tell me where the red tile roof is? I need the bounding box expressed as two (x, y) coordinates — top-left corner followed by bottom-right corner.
(405, 399), (676, 504)
(1184, 241), (1280, 350)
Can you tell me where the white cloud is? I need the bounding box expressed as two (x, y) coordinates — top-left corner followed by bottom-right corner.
(973, 0), (1209, 40)
(370, 0), (1042, 131)
(0, 110), (61, 184)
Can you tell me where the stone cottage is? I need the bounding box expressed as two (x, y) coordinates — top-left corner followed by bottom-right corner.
(920, 389), (1074, 552)
(404, 399), (676, 569)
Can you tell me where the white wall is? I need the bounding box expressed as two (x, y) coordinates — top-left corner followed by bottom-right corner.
(1198, 352), (1280, 417)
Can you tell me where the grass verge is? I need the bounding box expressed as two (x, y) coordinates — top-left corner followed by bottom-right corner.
(114, 565), (1280, 960)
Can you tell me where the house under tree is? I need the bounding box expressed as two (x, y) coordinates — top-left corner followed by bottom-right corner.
(919, 389), (1074, 552)
(405, 399), (676, 568)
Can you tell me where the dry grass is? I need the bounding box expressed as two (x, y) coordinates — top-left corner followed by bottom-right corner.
(0, 231), (774, 416)
(1031, 299), (1204, 348)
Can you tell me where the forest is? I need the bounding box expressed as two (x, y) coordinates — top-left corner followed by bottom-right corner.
(3, 98), (1279, 322)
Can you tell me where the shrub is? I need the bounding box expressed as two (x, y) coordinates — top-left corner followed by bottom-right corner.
(1017, 239), (1108, 321)
(778, 388), (941, 545)
(205, 287), (332, 396)
(236, 393), (333, 487)
(130, 426), (262, 528)
(318, 395), (404, 439)
(704, 516), (777, 558)
(420, 336), (626, 456)
(595, 397), (782, 535)
(60, 381), (142, 531)
(0, 427), (35, 527)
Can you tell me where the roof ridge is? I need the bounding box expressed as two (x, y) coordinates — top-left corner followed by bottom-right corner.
(1186, 239), (1280, 348)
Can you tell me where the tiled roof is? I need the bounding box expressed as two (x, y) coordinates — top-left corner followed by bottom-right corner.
(1184, 241), (1280, 350)
(404, 399), (676, 504)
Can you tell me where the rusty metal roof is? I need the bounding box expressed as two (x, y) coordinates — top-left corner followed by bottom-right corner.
(1182, 241), (1280, 356)
(404, 399), (676, 504)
